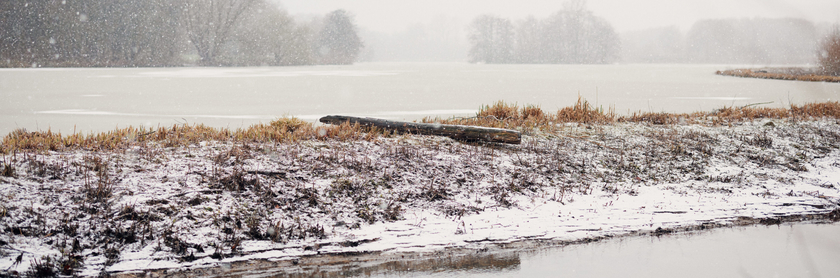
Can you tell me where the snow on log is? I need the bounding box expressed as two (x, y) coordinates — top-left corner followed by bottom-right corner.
(319, 115), (521, 144)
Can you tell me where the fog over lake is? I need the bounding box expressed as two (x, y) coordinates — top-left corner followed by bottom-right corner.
(2, 63), (839, 135)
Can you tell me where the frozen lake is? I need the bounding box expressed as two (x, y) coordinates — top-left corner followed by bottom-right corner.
(2, 63), (839, 135)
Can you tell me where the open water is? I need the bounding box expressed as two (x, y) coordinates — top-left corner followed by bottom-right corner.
(374, 222), (840, 278)
(2, 63), (839, 135)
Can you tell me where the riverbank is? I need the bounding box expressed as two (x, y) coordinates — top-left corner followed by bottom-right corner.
(1, 101), (840, 277)
(113, 218), (840, 277)
(716, 67), (840, 83)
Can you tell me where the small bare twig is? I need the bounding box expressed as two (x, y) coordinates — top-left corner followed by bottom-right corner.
(740, 101), (774, 109)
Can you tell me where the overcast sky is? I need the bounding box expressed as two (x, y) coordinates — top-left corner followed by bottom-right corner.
(280, 0), (840, 33)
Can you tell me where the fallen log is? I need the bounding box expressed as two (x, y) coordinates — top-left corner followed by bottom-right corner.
(319, 115), (521, 144)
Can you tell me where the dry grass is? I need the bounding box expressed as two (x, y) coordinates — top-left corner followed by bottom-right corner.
(3, 98), (840, 153)
(555, 98), (616, 124)
(716, 69), (840, 83)
(427, 97), (840, 129)
(617, 101), (840, 125)
(423, 98), (614, 130)
(0, 118), (370, 154)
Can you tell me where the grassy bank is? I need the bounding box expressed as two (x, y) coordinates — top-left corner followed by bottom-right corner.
(3, 98), (839, 154)
(1, 100), (840, 277)
(716, 68), (840, 83)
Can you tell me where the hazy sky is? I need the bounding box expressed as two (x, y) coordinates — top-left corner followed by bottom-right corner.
(281, 0), (840, 33)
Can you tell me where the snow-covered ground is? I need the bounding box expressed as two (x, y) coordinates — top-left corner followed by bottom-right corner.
(1, 118), (839, 277)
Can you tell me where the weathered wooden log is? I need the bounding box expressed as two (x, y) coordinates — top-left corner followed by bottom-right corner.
(319, 115), (521, 144)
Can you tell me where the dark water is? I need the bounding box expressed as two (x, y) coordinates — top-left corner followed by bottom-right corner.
(369, 222), (840, 278)
(2, 63), (839, 135)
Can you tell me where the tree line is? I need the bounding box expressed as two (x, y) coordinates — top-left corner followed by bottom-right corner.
(621, 18), (836, 66)
(0, 0), (362, 67)
(467, 0), (620, 64)
(466, 0), (834, 67)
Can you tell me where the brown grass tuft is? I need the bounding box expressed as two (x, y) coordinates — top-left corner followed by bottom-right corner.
(556, 97), (615, 124)
(708, 106), (789, 121)
(479, 101), (520, 120)
(792, 101), (840, 118)
(521, 105), (545, 120)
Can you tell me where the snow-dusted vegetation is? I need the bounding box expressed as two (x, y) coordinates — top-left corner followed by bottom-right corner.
(1, 101), (839, 276)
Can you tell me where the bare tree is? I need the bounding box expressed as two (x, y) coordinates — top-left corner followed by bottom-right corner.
(317, 10), (363, 65)
(580, 14), (620, 63)
(0, 0), (55, 67)
(183, 0), (258, 66)
(228, 1), (313, 66)
(818, 25), (840, 76)
(1, 0), (188, 67)
(464, 0), (619, 64)
(540, 0), (618, 64)
(89, 0), (186, 66)
(0, 0), (323, 67)
(467, 15), (515, 63)
(562, 0), (586, 62)
(515, 17), (542, 63)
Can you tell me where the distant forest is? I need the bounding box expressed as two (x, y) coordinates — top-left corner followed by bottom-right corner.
(467, 1), (620, 64)
(466, 1), (829, 65)
(1, 0), (834, 67)
(622, 18), (824, 64)
(0, 0), (362, 67)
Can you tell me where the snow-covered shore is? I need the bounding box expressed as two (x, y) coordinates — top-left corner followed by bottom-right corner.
(1, 118), (839, 277)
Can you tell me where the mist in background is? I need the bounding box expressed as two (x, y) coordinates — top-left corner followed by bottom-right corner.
(357, 16), (467, 62)
(286, 0), (840, 65)
(623, 18), (827, 64)
(2, 0), (839, 66)
(0, 0), (364, 67)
